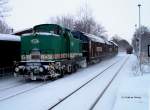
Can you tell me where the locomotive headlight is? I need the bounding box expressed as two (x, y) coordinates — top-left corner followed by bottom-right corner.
(18, 66), (25, 70)
(15, 67), (19, 72)
(39, 67), (44, 72)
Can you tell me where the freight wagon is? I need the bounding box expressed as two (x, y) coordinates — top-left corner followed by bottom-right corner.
(72, 31), (118, 64)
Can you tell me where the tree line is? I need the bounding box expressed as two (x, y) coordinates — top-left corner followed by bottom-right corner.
(49, 4), (107, 39)
(49, 4), (132, 49)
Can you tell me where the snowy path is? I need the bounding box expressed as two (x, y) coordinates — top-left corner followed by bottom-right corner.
(0, 77), (23, 90)
(0, 53), (127, 110)
(0, 81), (48, 101)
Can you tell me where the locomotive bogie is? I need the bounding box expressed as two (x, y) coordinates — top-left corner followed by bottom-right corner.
(15, 57), (86, 80)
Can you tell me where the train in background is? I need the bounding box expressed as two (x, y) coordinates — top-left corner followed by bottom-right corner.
(14, 24), (118, 80)
(126, 46), (133, 54)
(0, 34), (20, 68)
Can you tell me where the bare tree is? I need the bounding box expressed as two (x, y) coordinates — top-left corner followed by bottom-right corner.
(0, 0), (10, 34)
(0, 0), (9, 18)
(132, 26), (150, 54)
(111, 34), (131, 51)
(74, 3), (94, 33)
(111, 34), (122, 44)
(74, 3), (107, 39)
(74, 18), (94, 33)
(0, 20), (10, 33)
(92, 23), (106, 36)
(49, 2), (107, 39)
(50, 15), (75, 30)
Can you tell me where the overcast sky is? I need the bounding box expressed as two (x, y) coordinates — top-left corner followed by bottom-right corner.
(6, 0), (150, 43)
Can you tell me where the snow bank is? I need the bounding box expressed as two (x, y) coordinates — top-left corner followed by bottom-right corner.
(113, 54), (150, 110)
(141, 64), (150, 73)
(113, 74), (150, 110)
(0, 34), (20, 41)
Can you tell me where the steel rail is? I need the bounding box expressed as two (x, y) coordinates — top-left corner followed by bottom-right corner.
(48, 58), (121, 110)
(0, 82), (48, 102)
(89, 56), (129, 110)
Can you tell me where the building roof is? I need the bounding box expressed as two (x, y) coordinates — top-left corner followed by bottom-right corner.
(0, 34), (20, 41)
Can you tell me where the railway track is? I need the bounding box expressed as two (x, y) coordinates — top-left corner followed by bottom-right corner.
(48, 57), (127, 110)
(0, 81), (49, 102)
(0, 79), (50, 92)
(0, 83), (27, 92)
(0, 55), (126, 109)
(0, 58), (118, 102)
(89, 56), (129, 110)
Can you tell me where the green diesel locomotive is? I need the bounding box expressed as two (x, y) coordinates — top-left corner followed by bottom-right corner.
(14, 24), (86, 80)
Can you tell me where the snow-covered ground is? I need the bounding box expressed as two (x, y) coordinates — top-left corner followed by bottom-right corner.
(0, 53), (148, 110)
(51, 54), (128, 110)
(113, 55), (150, 110)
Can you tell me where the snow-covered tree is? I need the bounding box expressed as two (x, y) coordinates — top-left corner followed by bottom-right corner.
(74, 3), (106, 37)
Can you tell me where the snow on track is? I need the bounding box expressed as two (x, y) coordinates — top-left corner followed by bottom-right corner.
(0, 81), (47, 101)
(0, 53), (125, 110)
(92, 54), (134, 110)
(48, 57), (121, 110)
(0, 77), (24, 91)
(113, 55), (150, 110)
(50, 55), (128, 110)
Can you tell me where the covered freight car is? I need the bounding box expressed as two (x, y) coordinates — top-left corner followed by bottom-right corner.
(72, 31), (118, 64)
(72, 31), (108, 64)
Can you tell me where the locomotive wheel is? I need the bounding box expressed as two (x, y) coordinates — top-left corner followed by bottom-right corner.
(59, 70), (64, 78)
(43, 76), (47, 82)
(51, 76), (57, 81)
(24, 77), (31, 82)
(67, 65), (72, 74)
(73, 64), (78, 72)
